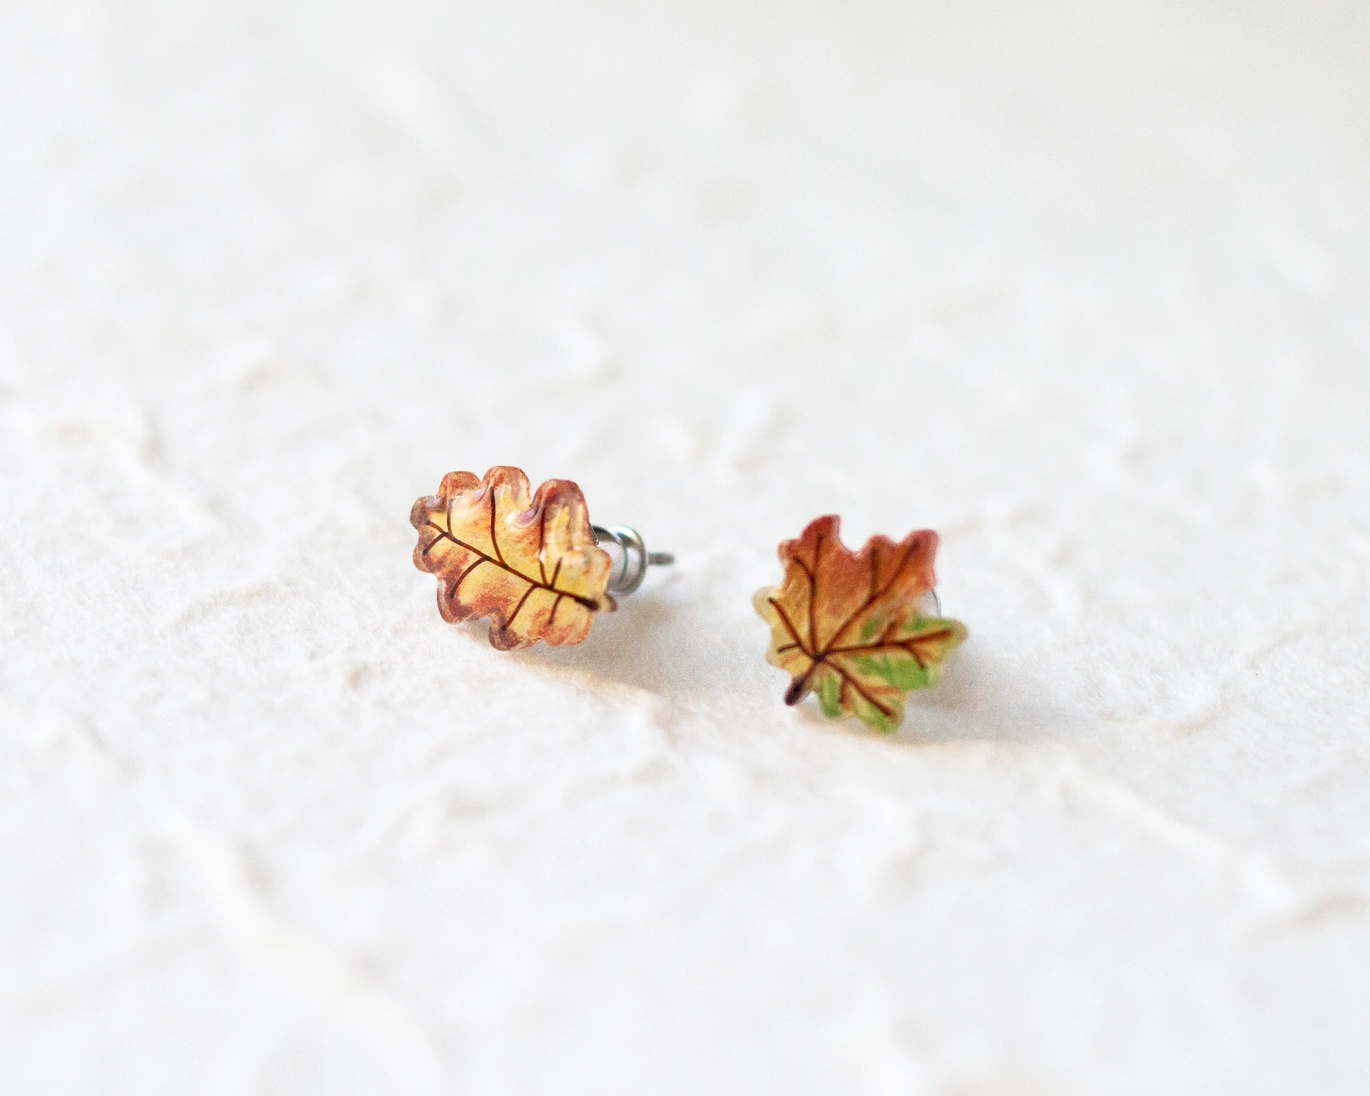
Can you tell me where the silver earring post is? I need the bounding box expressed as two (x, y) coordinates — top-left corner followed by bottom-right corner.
(593, 525), (674, 595)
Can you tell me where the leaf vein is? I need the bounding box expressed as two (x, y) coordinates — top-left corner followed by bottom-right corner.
(425, 521), (598, 611)
(819, 538), (924, 656)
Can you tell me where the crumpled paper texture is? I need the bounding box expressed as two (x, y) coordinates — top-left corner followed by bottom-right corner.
(1, 0), (1367, 1093)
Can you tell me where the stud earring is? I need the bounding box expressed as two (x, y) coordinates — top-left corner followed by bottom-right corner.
(411, 466), (673, 650)
(754, 515), (967, 732)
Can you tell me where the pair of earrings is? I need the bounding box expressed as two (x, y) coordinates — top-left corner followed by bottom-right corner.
(411, 466), (967, 733)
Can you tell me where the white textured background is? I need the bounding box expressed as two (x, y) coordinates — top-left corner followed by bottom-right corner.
(2, 1), (1368, 1093)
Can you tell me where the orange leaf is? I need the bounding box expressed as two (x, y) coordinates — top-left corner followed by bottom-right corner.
(411, 466), (616, 650)
(754, 515), (968, 731)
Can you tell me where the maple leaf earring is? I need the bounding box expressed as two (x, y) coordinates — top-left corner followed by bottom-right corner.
(411, 466), (673, 651)
(754, 516), (968, 733)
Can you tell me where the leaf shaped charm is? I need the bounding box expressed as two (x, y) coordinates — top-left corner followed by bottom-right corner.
(411, 467), (616, 650)
(754, 515), (968, 732)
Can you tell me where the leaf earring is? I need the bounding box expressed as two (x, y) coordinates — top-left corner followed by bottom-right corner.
(754, 516), (967, 732)
(411, 466), (673, 650)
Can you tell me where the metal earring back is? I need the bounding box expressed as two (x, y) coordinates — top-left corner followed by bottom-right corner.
(593, 525), (674, 596)
(411, 466), (672, 651)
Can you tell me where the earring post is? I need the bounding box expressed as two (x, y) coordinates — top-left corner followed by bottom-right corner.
(593, 525), (672, 595)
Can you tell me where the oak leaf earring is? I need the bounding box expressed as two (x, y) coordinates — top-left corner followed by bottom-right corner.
(754, 515), (967, 732)
(411, 466), (672, 650)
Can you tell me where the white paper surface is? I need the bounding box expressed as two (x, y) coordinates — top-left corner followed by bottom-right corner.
(2, 1), (1368, 1092)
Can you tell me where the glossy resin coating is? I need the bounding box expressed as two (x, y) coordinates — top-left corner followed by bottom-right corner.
(754, 515), (968, 732)
(411, 466), (615, 650)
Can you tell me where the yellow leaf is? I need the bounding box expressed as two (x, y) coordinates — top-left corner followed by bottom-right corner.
(411, 466), (615, 650)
